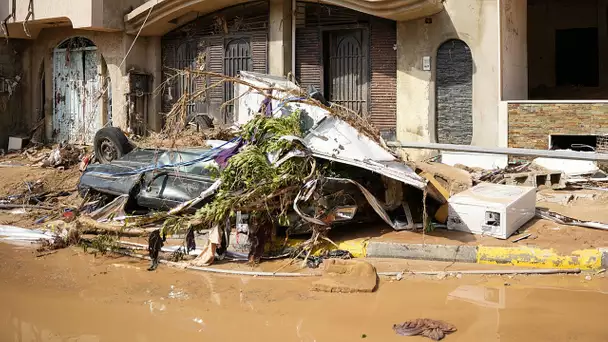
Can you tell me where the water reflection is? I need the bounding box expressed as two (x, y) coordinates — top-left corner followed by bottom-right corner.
(447, 285), (506, 309)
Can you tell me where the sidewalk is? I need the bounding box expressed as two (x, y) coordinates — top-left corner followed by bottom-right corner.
(320, 189), (608, 271)
(254, 217), (608, 270)
(165, 189), (608, 271)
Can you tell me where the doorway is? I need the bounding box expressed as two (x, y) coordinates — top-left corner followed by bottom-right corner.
(323, 29), (369, 116)
(52, 37), (101, 144)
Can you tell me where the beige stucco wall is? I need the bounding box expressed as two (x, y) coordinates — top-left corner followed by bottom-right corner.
(22, 27), (161, 142)
(1, 0), (147, 39)
(396, 0), (500, 160)
(102, 0), (150, 31)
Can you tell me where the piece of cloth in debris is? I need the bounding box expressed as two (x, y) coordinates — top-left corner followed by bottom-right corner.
(148, 229), (166, 271)
(190, 224), (222, 267)
(259, 89), (273, 116)
(185, 227), (196, 255)
(214, 138), (245, 168)
(247, 218), (271, 264)
(393, 319), (457, 341)
(42, 143), (83, 168)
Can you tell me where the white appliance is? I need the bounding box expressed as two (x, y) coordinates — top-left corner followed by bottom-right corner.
(447, 183), (536, 239)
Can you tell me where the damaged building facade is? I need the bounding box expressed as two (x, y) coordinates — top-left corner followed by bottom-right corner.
(0, 0), (605, 161)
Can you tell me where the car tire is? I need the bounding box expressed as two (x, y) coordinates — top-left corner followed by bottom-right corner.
(94, 127), (133, 164)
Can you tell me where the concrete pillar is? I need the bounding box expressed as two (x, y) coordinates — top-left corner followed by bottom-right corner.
(500, 0), (528, 101)
(147, 36), (162, 132)
(268, 0), (293, 77)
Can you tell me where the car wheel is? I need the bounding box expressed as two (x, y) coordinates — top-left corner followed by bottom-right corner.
(94, 127), (133, 164)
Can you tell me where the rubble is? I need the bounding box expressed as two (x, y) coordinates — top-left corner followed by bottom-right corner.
(536, 208), (608, 231)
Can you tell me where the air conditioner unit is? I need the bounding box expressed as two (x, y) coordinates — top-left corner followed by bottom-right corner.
(447, 183), (536, 239)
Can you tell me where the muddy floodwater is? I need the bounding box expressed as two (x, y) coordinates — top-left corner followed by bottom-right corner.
(0, 243), (607, 342)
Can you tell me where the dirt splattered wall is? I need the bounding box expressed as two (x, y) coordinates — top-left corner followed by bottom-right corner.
(0, 40), (25, 149)
(24, 28), (150, 142)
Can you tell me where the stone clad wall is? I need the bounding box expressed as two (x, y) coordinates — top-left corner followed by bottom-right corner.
(508, 103), (608, 149)
(436, 39), (473, 145)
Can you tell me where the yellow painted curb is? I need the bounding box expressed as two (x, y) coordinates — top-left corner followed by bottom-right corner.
(333, 238), (368, 258)
(477, 246), (602, 270)
(265, 238), (368, 258)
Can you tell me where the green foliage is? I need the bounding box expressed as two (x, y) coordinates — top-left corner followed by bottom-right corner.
(162, 216), (191, 237)
(90, 234), (118, 255)
(195, 110), (313, 226)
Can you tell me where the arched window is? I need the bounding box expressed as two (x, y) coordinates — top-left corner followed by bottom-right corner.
(57, 37), (95, 50)
(436, 39), (473, 145)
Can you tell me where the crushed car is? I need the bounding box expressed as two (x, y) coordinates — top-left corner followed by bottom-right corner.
(78, 72), (439, 268)
(79, 127), (394, 236)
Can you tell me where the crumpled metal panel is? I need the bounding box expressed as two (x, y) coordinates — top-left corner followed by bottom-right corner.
(235, 71), (426, 191)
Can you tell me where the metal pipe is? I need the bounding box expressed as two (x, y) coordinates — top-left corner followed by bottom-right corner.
(117, 248), (319, 278)
(388, 141), (608, 162)
(378, 268), (581, 276)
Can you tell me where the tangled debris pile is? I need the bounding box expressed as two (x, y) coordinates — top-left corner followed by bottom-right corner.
(69, 71), (437, 270)
(4, 71), (608, 279)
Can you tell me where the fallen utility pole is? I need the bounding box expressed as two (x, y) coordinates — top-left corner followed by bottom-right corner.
(388, 141), (608, 162)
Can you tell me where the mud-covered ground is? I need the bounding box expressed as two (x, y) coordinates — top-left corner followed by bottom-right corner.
(0, 243), (607, 342)
(1, 159), (608, 254)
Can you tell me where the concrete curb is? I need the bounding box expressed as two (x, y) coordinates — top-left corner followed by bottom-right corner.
(221, 231), (607, 271)
(349, 240), (605, 271)
(366, 242), (477, 263)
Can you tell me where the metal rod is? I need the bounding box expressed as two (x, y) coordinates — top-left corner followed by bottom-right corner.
(378, 268), (581, 276)
(116, 248), (319, 278)
(388, 141), (608, 162)
(512, 233), (532, 243)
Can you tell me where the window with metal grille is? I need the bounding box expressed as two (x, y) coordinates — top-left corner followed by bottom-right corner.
(175, 41), (206, 122)
(223, 38), (252, 120)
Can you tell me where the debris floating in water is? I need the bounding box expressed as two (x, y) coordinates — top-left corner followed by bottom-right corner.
(393, 319), (457, 341)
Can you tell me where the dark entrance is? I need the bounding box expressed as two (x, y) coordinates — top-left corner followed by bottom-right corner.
(323, 29), (369, 116)
(555, 28), (599, 87)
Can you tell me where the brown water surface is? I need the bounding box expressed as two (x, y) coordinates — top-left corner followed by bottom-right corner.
(0, 243), (607, 341)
